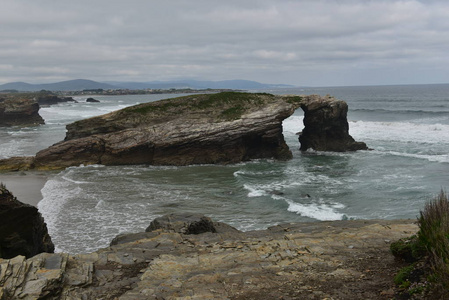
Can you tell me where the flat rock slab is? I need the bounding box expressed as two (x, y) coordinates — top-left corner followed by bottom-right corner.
(0, 219), (417, 299)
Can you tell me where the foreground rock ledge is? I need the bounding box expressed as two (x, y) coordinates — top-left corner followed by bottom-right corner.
(0, 214), (417, 299)
(0, 92), (367, 171)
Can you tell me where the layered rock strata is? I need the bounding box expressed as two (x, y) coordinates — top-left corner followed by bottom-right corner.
(299, 95), (368, 152)
(0, 214), (417, 299)
(0, 184), (54, 259)
(0, 92), (367, 170)
(0, 98), (44, 127)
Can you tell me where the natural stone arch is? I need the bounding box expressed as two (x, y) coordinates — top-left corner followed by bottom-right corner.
(0, 93), (367, 171)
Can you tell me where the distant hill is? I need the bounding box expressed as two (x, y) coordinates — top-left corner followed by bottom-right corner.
(0, 79), (294, 92)
(0, 79), (116, 92)
(106, 79), (294, 90)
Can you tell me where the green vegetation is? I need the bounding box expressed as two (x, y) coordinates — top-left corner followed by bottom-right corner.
(121, 92), (277, 121)
(394, 265), (415, 287)
(284, 95), (303, 105)
(391, 190), (449, 298)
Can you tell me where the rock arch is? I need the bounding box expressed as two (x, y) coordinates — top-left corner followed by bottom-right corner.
(0, 93), (367, 171)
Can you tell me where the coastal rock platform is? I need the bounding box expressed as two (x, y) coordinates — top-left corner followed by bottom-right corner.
(0, 213), (417, 299)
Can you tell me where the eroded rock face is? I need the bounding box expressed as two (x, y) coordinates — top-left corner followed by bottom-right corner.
(0, 98), (44, 127)
(298, 95), (368, 152)
(0, 184), (54, 259)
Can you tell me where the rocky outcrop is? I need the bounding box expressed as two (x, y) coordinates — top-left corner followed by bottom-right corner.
(0, 214), (417, 299)
(0, 98), (44, 127)
(86, 97), (100, 103)
(298, 95), (368, 152)
(33, 92), (297, 169)
(0, 184), (54, 259)
(35, 95), (77, 106)
(0, 92), (368, 170)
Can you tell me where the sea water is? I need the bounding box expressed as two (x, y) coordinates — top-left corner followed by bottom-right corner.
(1, 85), (448, 254)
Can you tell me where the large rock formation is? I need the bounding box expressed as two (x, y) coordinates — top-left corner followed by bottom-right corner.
(23, 92), (298, 170)
(0, 183), (54, 259)
(0, 97), (44, 127)
(298, 95), (368, 152)
(0, 214), (417, 299)
(0, 92), (367, 170)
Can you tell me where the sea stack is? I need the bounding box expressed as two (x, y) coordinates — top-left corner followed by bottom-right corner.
(298, 95), (368, 152)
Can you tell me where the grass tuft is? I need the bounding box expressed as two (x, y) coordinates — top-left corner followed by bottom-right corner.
(391, 190), (449, 297)
(417, 190), (449, 289)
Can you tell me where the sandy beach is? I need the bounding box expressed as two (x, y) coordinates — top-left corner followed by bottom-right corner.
(0, 172), (49, 207)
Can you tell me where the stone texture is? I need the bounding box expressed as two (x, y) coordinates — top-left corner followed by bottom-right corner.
(0, 156), (35, 172)
(0, 184), (54, 259)
(0, 98), (44, 127)
(299, 94), (368, 152)
(0, 215), (418, 299)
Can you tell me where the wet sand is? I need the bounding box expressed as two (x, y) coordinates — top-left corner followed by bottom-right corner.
(0, 172), (48, 206)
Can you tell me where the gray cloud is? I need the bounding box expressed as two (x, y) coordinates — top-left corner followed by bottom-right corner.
(1, 0), (449, 86)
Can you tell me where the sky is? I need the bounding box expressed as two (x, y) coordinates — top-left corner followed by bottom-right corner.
(1, 0), (449, 87)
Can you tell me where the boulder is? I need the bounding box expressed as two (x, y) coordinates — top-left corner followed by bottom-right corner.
(86, 97), (100, 103)
(0, 98), (44, 126)
(298, 95), (368, 152)
(145, 213), (240, 235)
(0, 183), (54, 259)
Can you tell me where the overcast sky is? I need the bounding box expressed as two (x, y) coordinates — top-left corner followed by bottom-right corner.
(1, 0), (449, 87)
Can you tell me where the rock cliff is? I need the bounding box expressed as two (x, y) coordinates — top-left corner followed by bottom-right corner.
(0, 97), (44, 127)
(0, 92), (367, 171)
(0, 213), (417, 299)
(0, 184), (54, 259)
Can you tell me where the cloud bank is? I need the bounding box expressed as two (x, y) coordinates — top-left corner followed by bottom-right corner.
(1, 0), (449, 86)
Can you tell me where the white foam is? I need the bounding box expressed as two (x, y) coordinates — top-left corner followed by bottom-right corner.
(282, 115), (304, 137)
(243, 184), (266, 197)
(38, 178), (83, 252)
(381, 150), (449, 163)
(349, 120), (449, 144)
(284, 199), (345, 221)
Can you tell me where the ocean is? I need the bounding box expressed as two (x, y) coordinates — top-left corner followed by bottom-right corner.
(1, 84), (448, 254)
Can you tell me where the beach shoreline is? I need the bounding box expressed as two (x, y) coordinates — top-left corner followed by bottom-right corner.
(0, 172), (48, 207)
